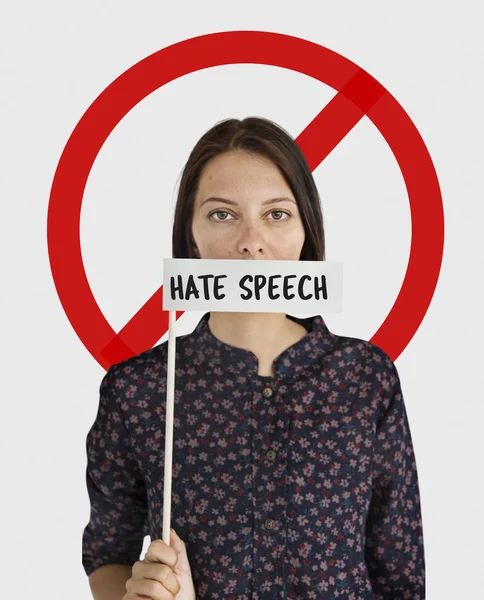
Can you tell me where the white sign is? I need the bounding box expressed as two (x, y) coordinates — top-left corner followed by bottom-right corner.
(162, 258), (343, 312)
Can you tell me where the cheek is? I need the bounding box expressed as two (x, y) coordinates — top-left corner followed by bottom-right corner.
(279, 239), (305, 257)
(198, 234), (228, 255)
(277, 222), (306, 245)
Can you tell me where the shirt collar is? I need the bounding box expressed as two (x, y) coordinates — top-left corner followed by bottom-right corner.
(180, 311), (337, 382)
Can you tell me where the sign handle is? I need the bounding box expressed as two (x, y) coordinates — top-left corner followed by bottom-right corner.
(162, 309), (176, 545)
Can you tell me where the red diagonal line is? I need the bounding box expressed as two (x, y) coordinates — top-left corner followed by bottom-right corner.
(297, 68), (387, 170)
(100, 288), (183, 362)
(101, 68), (387, 363)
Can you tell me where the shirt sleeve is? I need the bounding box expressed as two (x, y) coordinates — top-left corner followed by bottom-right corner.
(364, 362), (426, 599)
(82, 365), (149, 577)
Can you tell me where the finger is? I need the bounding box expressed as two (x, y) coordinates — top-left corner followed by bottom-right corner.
(144, 538), (178, 568)
(132, 561), (181, 596)
(125, 571), (175, 599)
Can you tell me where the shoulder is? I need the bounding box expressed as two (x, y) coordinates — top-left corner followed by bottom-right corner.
(106, 344), (166, 381)
(330, 331), (397, 374)
(105, 329), (194, 386)
(326, 332), (400, 411)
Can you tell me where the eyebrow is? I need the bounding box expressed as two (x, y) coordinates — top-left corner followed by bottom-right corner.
(200, 196), (297, 207)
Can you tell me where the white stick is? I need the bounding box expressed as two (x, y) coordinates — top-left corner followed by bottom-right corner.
(162, 309), (176, 545)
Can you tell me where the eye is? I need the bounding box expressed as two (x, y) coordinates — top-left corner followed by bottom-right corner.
(208, 210), (234, 221)
(268, 210), (290, 221)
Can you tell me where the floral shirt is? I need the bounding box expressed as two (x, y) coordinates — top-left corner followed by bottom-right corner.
(82, 312), (425, 599)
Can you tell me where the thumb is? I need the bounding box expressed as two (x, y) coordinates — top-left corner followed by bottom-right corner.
(170, 528), (192, 572)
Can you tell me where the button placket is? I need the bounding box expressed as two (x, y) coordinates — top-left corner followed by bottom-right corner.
(257, 383), (280, 546)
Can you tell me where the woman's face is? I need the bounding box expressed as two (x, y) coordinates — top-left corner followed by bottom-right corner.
(191, 151), (306, 260)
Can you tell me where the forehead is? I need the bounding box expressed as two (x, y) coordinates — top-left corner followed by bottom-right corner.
(195, 151), (292, 203)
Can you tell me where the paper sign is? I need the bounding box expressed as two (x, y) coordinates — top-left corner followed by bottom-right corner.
(162, 258), (343, 313)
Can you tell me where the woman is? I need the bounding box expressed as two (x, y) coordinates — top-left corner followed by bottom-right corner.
(82, 117), (425, 599)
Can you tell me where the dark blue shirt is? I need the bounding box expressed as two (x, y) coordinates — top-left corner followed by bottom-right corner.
(82, 312), (425, 599)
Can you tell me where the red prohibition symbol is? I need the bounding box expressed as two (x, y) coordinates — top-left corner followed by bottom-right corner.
(47, 30), (444, 371)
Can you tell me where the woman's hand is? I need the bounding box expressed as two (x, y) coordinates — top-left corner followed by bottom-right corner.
(123, 529), (196, 599)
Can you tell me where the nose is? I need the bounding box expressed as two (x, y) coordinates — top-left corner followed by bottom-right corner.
(236, 222), (266, 258)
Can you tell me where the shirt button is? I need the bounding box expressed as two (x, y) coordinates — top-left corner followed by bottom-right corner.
(266, 449), (276, 461)
(262, 387), (273, 398)
(264, 518), (276, 530)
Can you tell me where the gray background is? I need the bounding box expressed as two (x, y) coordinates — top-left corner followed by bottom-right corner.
(1, 1), (483, 598)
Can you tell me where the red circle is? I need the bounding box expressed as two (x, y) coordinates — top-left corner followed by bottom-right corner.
(47, 30), (444, 370)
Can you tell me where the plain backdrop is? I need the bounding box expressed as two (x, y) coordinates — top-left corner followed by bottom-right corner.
(1, 1), (483, 598)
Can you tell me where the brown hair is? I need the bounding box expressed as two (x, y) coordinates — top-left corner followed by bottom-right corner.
(172, 117), (325, 261)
